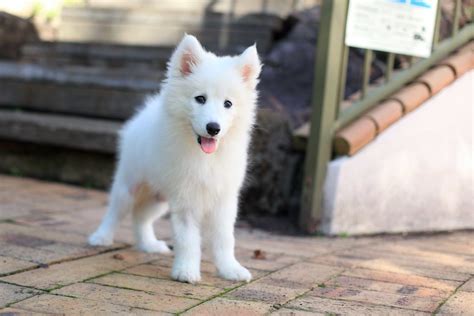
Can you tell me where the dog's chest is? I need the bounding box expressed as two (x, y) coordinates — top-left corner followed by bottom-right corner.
(155, 146), (245, 201)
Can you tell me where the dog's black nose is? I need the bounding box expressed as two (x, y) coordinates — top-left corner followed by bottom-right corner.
(206, 122), (220, 136)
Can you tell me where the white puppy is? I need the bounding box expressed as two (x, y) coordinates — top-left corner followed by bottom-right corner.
(89, 35), (262, 283)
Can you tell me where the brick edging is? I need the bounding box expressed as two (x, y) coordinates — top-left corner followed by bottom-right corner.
(334, 41), (473, 156)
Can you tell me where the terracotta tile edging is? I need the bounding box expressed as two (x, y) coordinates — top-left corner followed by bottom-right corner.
(334, 117), (377, 156)
(331, 42), (473, 156)
(439, 46), (474, 78)
(414, 64), (456, 95)
(363, 99), (404, 134)
(389, 82), (431, 114)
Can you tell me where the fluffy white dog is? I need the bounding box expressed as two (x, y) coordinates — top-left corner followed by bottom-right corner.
(89, 35), (262, 283)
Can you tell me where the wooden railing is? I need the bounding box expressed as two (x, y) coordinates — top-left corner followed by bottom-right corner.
(299, 0), (474, 233)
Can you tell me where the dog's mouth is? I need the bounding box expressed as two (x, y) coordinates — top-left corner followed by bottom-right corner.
(197, 135), (218, 154)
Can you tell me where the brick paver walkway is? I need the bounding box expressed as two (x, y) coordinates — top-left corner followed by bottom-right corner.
(0, 175), (472, 315)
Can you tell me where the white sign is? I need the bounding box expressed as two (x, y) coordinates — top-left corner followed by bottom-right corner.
(345, 0), (439, 58)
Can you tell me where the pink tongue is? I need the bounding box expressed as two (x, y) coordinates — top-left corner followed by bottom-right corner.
(200, 137), (217, 154)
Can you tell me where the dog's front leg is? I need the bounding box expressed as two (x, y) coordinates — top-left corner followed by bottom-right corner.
(210, 194), (252, 282)
(171, 211), (201, 283)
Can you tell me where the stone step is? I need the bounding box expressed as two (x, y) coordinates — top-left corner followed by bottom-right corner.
(0, 61), (161, 90)
(58, 7), (278, 51)
(0, 109), (119, 153)
(0, 61), (158, 119)
(81, 0), (220, 11)
(78, 0), (312, 17)
(61, 7), (282, 28)
(21, 42), (173, 69)
(57, 23), (273, 52)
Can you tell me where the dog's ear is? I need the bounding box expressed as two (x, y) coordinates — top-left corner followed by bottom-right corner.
(168, 34), (205, 77)
(238, 44), (262, 88)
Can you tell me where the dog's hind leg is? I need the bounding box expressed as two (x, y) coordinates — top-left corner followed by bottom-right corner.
(133, 201), (170, 253)
(88, 180), (133, 246)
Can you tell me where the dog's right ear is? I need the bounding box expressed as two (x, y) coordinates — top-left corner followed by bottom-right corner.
(167, 34), (205, 78)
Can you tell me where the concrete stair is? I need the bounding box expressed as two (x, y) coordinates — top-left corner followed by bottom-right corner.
(21, 42), (173, 70)
(56, 1), (296, 53)
(0, 61), (158, 120)
(0, 0), (304, 210)
(0, 110), (119, 154)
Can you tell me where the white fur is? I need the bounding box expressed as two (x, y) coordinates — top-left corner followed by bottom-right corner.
(89, 35), (262, 283)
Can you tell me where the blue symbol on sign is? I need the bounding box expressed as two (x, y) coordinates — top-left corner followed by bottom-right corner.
(388, 0), (432, 8)
(411, 0), (431, 8)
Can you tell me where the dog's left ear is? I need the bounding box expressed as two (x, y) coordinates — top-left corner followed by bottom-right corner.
(238, 44), (262, 88)
(168, 34), (205, 78)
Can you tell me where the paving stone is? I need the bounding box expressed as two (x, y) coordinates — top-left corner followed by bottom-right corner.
(437, 291), (474, 315)
(234, 248), (301, 271)
(355, 259), (471, 283)
(285, 294), (429, 315)
(226, 281), (303, 305)
(0, 249), (157, 290)
(0, 255), (36, 276)
(0, 283), (41, 308)
(90, 272), (223, 300)
(0, 175), (38, 190)
(11, 208), (105, 235)
(312, 249), (472, 282)
(11, 294), (163, 315)
(326, 275), (450, 299)
(1, 175), (473, 314)
(267, 262), (343, 287)
(0, 177), (106, 217)
(403, 238), (474, 257)
(0, 202), (42, 221)
(122, 263), (264, 289)
(12, 206), (173, 245)
(0, 307), (44, 315)
(310, 285), (443, 313)
(272, 308), (325, 315)
(183, 297), (272, 315)
(226, 262), (342, 305)
(0, 222), (100, 249)
(0, 243), (67, 265)
(459, 278), (474, 292)
(441, 232), (474, 244)
(366, 243), (474, 274)
(53, 282), (199, 313)
(236, 233), (372, 258)
(150, 255), (237, 275)
(342, 268), (461, 292)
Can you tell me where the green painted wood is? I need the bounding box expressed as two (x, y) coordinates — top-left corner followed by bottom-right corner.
(362, 49), (373, 98)
(300, 0), (472, 234)
(386, 53), (395, 82)
(433, 2), (442, 47)
(453, 0), (461, 35)
(338, 45), (349, 110)
(299, 0), (349, 233)
(336, 23), (474, 130)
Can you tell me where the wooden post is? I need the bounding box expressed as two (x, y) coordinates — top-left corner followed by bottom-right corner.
(299, 0), (349, 233)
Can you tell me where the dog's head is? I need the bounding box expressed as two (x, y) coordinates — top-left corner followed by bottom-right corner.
(163, 35), (262, 154)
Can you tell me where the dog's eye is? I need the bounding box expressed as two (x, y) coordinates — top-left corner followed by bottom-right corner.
(224, 100), (232, 109)
(195, 95), (206, 104)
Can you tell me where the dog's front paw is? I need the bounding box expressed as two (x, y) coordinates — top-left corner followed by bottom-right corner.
(171, 263), (201, 284)
(137, 239), (171, 254)
(88, 230), (114, 246)
(218, 262), (252, 282)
